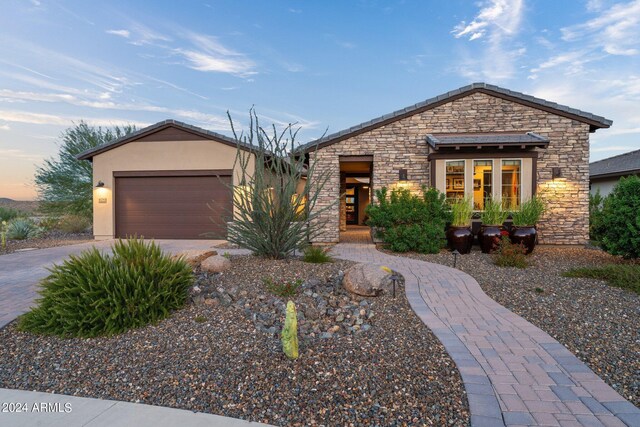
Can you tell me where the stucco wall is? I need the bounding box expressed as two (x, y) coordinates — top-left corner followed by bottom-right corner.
(310, 91), (592, 244)
(91, 139), (254, 240)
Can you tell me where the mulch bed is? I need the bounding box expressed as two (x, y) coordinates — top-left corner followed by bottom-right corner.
(0, 231), (92, 256)
(0, 255), (469, 426)
(386, 246), (640, 407)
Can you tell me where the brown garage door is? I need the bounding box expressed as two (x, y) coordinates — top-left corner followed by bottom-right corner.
(114, 171), (232, 239)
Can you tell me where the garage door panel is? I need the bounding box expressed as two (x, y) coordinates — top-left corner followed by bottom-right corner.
(115, 175), (232, 239)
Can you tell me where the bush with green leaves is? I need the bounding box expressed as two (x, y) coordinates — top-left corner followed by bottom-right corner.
(17, 238), (193, 337)
(264, 277), (303, 297)
(0, 206), (23, 222)
(589, 189), (606, 243)
(6, 218), (42, 240)
(511, 196), (545, 226)
(366, 186), (451, 253)
(302, 246), (333, 263)
(450, 197), (473, 227)
(493, 236), (527, 268)
(58, 214), (92, 233)
(599, 176), (640, 258)
(480, 198), (509, 226)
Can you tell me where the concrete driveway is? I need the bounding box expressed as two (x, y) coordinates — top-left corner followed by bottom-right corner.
(0, 239), (239, 329)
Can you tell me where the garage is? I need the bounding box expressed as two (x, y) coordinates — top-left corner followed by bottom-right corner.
(114, 171), (232, 239)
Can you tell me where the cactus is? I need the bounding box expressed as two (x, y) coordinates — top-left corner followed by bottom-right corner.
(281, 301), (299, 360)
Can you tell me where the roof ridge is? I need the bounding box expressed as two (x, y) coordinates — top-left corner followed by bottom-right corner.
(589, 147), (640, 165)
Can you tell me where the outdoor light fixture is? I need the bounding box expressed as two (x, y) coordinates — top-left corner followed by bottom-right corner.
(95, 181), (105, 188)
(398, 169), (408, 181)
(452, 249), (460, 268)
(552, 167), (562, 180)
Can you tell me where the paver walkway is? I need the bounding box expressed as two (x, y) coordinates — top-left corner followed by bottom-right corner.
(0, 239), (249, 329)
(332, 242), (640, 427)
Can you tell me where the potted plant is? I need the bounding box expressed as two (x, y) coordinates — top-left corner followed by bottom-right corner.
(510, 196), (545, 254)
(478, 198), (509, 254)
(447, 197), (474, 254)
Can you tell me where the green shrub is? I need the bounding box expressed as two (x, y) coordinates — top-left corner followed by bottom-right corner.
(480, 198), (509, 225)
(0, 206), (23, 222)
(450, 197), (473, 227)
(366, 186), (450, 253)
(589, 190), (606, 243)
(17, 238), (193, 337)
(6, 218), (42, 240)
(58, 214), (91, 233)
(493, 236), (527, 268)
(38, 216), (60, 231)
(511, 196), (545, 226)
(599, 176), (640, 258)
(264, 277), (303, 297)
(563, 264), (640, 294)
(302, 246), (332, 263)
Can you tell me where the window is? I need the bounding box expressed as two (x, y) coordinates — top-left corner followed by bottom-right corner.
(501, 159), (521, 209)
(445, 160), (465, 201)
(473, 160), (492, 210)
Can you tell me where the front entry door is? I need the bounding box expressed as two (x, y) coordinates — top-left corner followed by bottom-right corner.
(345, 186), (358, 225)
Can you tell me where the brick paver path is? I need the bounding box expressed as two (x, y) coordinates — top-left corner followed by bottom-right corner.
(332, 242), (640, 427)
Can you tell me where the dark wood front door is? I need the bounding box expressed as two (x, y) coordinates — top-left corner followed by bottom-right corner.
(114, 174), (232, 239)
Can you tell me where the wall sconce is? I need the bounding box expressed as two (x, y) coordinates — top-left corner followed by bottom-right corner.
(551, 167), (562, 180)
(398, 169), (408, 181)
(95, 180), (105, 188)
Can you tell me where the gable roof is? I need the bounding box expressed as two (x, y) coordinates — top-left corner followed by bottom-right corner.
(426, 132), (549, 150)
(590, 148), (640, 179)
(76, 119), (249, 161)
(298, 82), (612, 153)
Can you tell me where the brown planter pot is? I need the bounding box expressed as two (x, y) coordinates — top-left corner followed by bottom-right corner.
(510, 226), (537, 254)
(478, 225), (505, 254)
(447, 226), (474, 254)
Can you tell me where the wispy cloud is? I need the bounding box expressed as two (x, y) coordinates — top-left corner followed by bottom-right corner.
(453, 0), (523, 41)
(0, 148), (44, 162)
(0, 110), (149, 128)
(106, 29), (130, 38)
(0, 124), (10, 131)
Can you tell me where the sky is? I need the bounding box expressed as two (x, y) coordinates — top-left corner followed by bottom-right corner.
(1, 0), (639, 200)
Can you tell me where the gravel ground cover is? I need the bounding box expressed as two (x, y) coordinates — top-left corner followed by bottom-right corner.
(0, 231), (92, 256)
(0, 255), (469, 426)
(385, 245), (640, 407)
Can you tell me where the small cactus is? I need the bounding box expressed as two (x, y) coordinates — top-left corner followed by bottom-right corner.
(281, 301), (299, 360)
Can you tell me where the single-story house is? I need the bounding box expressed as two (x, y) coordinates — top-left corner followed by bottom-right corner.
(78, 83), (612, 245)
(589, 148), (640, 197)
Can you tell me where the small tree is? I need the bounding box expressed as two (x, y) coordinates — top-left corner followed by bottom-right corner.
(35, 122), (136, 219)
(589, 189), (606, 243)
(599, 176), (640, 258)
(221, 110), (332, 259)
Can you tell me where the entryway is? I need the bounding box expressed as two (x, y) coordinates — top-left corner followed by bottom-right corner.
(339, 156), (373, 241)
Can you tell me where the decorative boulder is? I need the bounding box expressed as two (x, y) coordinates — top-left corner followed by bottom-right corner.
(172, 250), (217, 267)
(201, 255), (231, 273)
(342, 263), (393, 296)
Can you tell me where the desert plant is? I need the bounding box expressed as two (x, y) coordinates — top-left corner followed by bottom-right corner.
(450, 197), (473, 227)
(1, 221), (7, 248)
(57, 214), (91, 233)
(17, 238), (193, 337)
(36, 122), (136, 219)
(281, 301), (299, 360)
(366, 186), (451, 253)
(493, 236), (527, 268)
(38, 216), (60, 231)
(480, 198), (509, 225)
(511, 196), (545, 226)
(221, 109), (333, 259)
(0, 206), (23, 222)
(589, 189), (606, 243)
(264, 277), (303, 297)
(598, 176), (640, 258)
(302, 245), (333, 263)
(563, 264), (640, 294)
(6, 218), (42, 240)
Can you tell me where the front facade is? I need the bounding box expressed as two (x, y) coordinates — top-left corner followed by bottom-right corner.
(590, 148), (640, 197)
(303, 83), (611, 245)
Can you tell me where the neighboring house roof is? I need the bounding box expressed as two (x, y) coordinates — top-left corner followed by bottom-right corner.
(76, 119), (251, 161)
(590, 148), (640, 179)
(297, 82), (612, 153)
(426, 132), (549, 150)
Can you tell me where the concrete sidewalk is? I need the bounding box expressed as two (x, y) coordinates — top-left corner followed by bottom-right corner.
(0, 388), (270, 427)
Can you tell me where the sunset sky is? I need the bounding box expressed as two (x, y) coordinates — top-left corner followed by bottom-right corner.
(1, 0), (639, 200)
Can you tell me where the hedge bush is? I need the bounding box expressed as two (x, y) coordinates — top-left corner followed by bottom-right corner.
(18, 238), (193, 337)
(58, 214), (92, 233)
(366, 186), (450, 253)
(599, 176), (640, 258)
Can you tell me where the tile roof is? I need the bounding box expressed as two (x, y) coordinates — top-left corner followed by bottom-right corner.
(298, 82), (612, 153)
(426, 132), (549, 149)
(590, 148), (640, 178)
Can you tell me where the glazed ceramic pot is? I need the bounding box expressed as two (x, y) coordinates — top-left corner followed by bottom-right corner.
(510, 225), (537, 254)
(478, 225), (505, 254)
(447, 226), (474, 254)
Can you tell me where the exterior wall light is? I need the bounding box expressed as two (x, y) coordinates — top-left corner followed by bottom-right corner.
(95, 181), (105, 188)
(551, 167), (562, 180)
(398, 169), (408, 181)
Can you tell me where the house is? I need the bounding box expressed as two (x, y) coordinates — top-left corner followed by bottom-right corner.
(589, 149), (640, 197)
(78, 83), (612, 245)
(298, 83), (611, 245)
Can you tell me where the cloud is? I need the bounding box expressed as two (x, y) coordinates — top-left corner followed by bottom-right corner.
(0, 110), (149, 128)
(106, 29), (130, 38)
(0, 124), (10, 131)
(0, 149), (44, 162)
(452, 0), (524, 41)
(591, 145), (637, 153)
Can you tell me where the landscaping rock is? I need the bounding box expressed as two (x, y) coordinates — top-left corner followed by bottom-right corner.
(173, 249), (217, 267)
(200, 255), (231, 273)
(342, 263), (393, 296)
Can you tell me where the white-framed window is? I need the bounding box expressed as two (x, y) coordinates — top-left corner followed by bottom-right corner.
(445, 160), (465, 201)
(473, 160), (493, 210)
(501, 159), (521, 209)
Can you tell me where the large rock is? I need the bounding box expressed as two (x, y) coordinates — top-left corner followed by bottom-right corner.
(342, 263), (393, 296)
(172, 249), (217, 267)
(201, 255), (231, 273)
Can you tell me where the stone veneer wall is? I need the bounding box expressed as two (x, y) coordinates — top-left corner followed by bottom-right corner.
(310, 91), (591, 245)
